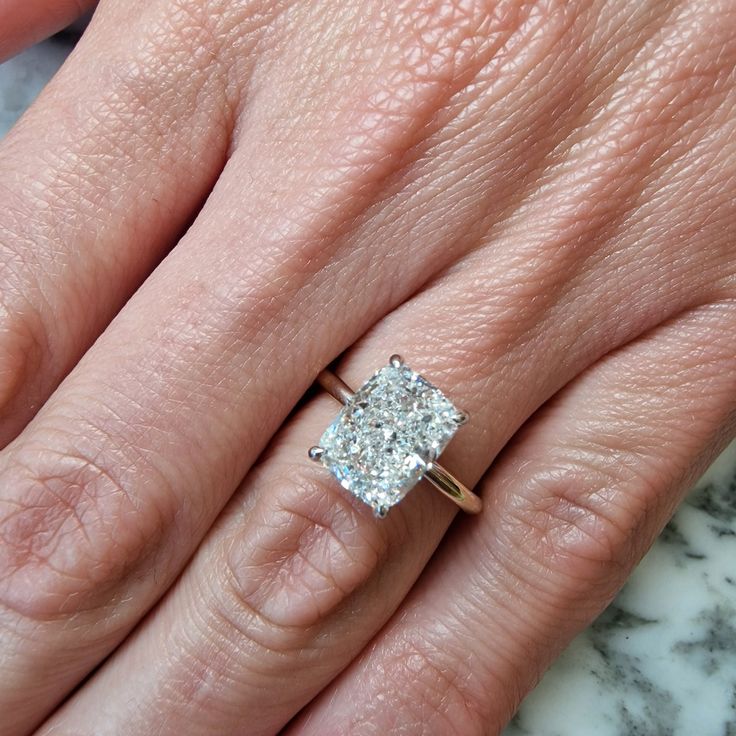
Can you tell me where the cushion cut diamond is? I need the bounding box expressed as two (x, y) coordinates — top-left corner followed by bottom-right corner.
(318, 363), (461, 512)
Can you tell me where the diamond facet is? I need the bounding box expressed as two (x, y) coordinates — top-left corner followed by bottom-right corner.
(318, 363), (461, 513)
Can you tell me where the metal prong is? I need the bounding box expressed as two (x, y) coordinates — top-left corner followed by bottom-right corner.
(389, 354), (404, 368)
(455, 410), (469, 426)
(308, 446), (325, 462)
(374, 505), (389, 519)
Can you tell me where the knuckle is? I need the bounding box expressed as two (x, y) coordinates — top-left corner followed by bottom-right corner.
(98, 0), (288, 122)
(218, 464), (393, 648)
(0, 439), (167, 621)
(503, 460), (646, 583)
(370, 0), (567, 96)
(58, 3), (252, 186)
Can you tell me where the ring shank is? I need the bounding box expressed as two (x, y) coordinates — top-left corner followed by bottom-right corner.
(316, 369), (482, 515)
(425, 463), (482, 514)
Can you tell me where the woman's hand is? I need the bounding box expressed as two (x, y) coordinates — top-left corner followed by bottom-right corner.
(1, 1), (735, 734)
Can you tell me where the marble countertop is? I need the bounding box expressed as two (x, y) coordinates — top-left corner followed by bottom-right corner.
(2, 36), (735, 736)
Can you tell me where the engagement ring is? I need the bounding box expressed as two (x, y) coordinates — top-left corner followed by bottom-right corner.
(309, 355), (482, 518)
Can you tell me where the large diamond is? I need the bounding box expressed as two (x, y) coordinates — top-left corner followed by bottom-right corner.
(318, 363), (461, 512)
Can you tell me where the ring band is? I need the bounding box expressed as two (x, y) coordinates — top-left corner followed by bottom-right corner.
(308, 355), (482, 518)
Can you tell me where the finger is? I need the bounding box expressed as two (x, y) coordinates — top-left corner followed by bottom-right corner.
(37, 306), (735, 734)
(30, 1), (736, 732)
(0, 1), (605, 730)
(289, 301), (736, 736)
(0, 0), (95, 62)
(0, 0), (253, 444)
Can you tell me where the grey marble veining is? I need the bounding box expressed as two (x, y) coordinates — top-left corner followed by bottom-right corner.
(2, 36), (736, 736)
(504, 443), (736, 736)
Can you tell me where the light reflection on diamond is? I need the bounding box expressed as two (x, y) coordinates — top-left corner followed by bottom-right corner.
(318, 364), (460, 512)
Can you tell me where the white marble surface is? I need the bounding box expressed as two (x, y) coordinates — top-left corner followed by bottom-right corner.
(505, 443), (736, 736)
(2, 35), (735, 736)
(0, 39), (73, 136)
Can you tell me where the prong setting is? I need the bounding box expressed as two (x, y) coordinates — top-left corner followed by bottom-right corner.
(310, 362), (482, 515)
(313, 360), (460, 515)
(308, 446), (325, 462)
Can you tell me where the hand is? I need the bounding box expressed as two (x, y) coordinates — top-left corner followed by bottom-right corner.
(1, 1), (735, 734)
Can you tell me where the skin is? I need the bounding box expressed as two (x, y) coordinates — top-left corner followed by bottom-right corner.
(0, 1), (96, 61)
(0, 0), (734, 734)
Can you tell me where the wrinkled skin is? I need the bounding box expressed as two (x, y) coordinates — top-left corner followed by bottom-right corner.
(0, 1), (735, 734)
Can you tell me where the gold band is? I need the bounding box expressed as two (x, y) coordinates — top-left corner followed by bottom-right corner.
(317, 369), (482, 515)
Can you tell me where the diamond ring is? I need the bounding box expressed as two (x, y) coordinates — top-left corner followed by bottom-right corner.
(308, 355), (482, 518)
